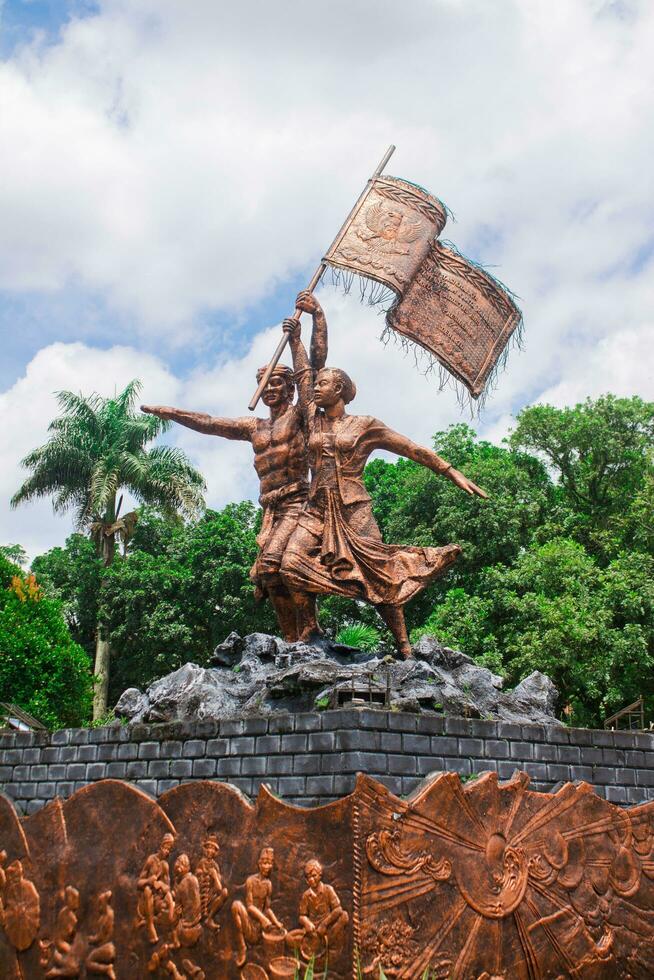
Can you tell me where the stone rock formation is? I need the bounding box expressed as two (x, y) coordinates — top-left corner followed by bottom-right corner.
(115, 633), (562, 727)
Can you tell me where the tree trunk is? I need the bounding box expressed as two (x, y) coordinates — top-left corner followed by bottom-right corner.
(92, 525), (116, 721)
(93, 631), (111, 720)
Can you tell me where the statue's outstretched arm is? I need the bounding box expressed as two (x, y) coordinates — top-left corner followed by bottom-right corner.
(141, 405), (255, 442)
(374, 423), (488, 498)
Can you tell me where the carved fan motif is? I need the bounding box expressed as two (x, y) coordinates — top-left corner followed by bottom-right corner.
(355, 772), (654, 979)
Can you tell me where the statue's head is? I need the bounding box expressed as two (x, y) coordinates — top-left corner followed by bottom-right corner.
(6, 859), (23, 883)
(98, 890), (112, 909)
(160, 833), (175, 857)
(258, 846), (274, 877)
(203, 834), (220, 858)
(381, 208), (402, 234)
(314, 367), (356, 408)
(64, 885), (80, 910)
(174, 853), (191, 878)
(257, 364), (295, 408)
(304, 858), (323, 888)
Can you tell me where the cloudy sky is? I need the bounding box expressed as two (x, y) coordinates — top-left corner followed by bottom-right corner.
(1, 0), (653, 558)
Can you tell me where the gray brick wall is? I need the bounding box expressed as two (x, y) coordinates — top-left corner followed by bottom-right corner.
(2, 710), (653, 815)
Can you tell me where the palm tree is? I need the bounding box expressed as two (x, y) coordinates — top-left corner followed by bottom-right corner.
(12, 379), (206, 719)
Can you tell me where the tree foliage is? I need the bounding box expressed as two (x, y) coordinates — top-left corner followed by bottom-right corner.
(11, 380), (206, 717)
(11, 381), (206, 531)
(32, 534), (102, 657)
(100, 504), (276, 700)
(0, 553), (92, 728)
(510, 394), (654, 560)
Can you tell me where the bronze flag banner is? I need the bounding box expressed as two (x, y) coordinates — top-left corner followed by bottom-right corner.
(323, 174), (521, 399)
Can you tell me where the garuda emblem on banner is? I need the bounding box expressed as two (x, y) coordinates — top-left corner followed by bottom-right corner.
(324, 175), (521, 400)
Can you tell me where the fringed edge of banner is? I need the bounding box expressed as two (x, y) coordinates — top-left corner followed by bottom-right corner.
(379, 321), (482, 416)
(379, 307), (525, 416)
(325, 265), (397, 312)
(325, 250), (525, 416)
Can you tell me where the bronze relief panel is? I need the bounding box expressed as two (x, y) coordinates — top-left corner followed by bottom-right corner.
(1, 774), (653, 978)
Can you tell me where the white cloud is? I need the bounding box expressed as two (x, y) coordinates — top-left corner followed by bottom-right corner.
(1, 0), (654, 555)
(1, 0), (653, 334)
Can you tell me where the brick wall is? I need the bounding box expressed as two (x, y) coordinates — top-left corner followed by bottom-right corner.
(2, 709), (653, 815)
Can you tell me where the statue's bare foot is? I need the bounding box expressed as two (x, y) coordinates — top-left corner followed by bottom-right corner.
(400, 643), (414, 659)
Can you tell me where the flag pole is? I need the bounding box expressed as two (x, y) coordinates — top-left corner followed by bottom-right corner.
(248, 144), (396, 411)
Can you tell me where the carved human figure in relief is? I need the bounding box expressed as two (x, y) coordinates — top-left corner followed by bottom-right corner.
(136, 833), (176, 944)
(146, 942), (185, 980)
(141, 300), (328, 642)
(85, 889), (116, 979)
(281, 301), (486, 657)
(171, 853), (202, 949)
(45, 885), (80, 977)
(195, 834), (227, 931)
(298, 859), (348, 950)
(1, 857), (41, 952)
(231, 846), (284, 968)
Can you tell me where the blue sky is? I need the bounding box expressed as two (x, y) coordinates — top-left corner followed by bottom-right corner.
(0, 0), (97, 56)
(1, 0), (653, 557)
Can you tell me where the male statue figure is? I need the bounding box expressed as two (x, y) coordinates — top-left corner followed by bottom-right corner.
(298, 859), (348, 951)
(231, 846), (283, 968)
(136, 833), (176, 945)
(142, 293), (327, 642)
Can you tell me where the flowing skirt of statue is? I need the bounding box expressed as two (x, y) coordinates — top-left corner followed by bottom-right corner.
(281, 488), (461, 606)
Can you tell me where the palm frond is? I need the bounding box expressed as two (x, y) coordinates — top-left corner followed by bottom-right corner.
(52, 390), (102, 437)
(13, 378), (205, 526)
(115, 378), (143, 414)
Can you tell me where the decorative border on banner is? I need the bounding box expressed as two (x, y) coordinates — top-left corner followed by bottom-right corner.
(373, 176), (448, 233)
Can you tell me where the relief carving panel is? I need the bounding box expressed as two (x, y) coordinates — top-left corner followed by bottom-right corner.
(0, 773), (653, 977)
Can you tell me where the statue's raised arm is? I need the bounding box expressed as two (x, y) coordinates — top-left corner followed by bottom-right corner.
(282, 289), (328, 422)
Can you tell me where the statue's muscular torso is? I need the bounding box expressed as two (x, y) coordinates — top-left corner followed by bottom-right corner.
(251, 406), (308, 497)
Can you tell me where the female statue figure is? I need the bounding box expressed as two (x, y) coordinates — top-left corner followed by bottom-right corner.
(280, 292), (487, 658)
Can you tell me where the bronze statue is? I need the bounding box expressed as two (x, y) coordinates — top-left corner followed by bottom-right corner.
(85, 889), (116, 978)
(143, 289), (485, 657)
(2, 858), (40, 953)
(141, 298), (328, 643)
(171, 853), (202, 949)
(280, 297), (486, 657)
(195, 834), (227, 931)
(45, 885), (80, 977)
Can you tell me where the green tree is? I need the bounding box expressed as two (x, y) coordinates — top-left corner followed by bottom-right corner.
(32, 534), (102, 657)
(416, 540), (654, 727)
(0, 552), (92, 728)
(510, 394), (654, 560)
(365, 423), (555, 630)
(101, 504), (276, 699)
(11, 380), (206, 718)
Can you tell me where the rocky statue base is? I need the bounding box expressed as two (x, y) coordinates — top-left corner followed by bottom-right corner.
(1, 772), (653, 978)
(116, 633), (561, 728)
